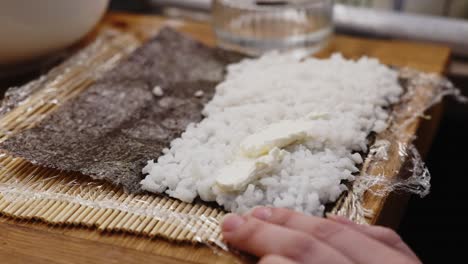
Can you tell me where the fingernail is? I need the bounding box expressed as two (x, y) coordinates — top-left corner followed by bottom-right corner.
(326, 213), (355, 225)
(252, 207), (272, 221)
(221, 213), (245, 232)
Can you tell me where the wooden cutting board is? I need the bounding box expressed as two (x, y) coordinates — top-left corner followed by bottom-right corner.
(0, 12), (450, 264)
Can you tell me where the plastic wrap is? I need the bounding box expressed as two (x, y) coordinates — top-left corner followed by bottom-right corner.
(0, 67), (464, 257)
(0, 30), (139, 117)
(0, 26), (234, 254)
(0, 28), (245, 194)
(331, 68), (466, 224)
(0, 28), (465, 257)
(0, 171), (226, 248)
(0, 29), (140, 149)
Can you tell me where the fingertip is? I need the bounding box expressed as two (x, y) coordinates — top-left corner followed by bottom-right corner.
(250, 207), (273, 221)
(246, 206), (263, 216)
(221, 213), (245, 233)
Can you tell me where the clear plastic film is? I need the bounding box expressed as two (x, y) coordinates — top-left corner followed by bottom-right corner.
(0, 28), (140, 138)
(0, 25), (240, 258)
(0, 158), (248, 259)
(0, 68), (464, 258)
(0, 26), (466, 258)
(0, 169), (227, 248)
(331, 68), (466, 225)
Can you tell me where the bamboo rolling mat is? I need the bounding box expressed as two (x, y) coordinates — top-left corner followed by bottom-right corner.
(0, 22), (226, 245)
(0, 13), (449, 248)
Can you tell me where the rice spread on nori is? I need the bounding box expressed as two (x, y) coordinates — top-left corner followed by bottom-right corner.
(141, 53), (404, 215)
(0, 28), (244, 192)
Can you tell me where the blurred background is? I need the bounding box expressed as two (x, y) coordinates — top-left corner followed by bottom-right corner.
(338, 0), (468, 17)
(111, 0), (468, 17)
(1, 1), (467, 263)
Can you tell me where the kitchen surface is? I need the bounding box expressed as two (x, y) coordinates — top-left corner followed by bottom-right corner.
(1, 1), (467, 263)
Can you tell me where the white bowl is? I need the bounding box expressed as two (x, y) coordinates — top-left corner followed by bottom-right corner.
(0, 0), (109, 65)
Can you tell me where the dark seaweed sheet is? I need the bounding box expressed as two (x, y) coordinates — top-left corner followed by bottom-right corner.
(0, 28), (244, 193)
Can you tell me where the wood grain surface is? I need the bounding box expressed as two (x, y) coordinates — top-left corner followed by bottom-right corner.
(0, 12), (450, 264)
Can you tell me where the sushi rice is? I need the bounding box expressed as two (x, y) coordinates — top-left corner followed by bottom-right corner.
(141, 53), (403, 216)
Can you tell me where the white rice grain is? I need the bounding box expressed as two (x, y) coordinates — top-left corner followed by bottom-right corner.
(141, 53), (403, 216)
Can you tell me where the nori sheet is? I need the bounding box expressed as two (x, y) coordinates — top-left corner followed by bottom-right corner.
(0, 28), (244, 192)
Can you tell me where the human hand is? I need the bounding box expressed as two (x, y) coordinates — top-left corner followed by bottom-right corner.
(221, 207), (420, 264)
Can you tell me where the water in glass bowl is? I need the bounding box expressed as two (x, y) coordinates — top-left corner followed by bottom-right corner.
(212, 0), (334, 56)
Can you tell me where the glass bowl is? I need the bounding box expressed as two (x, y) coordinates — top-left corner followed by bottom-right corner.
(212, 0), (333, 56)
